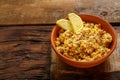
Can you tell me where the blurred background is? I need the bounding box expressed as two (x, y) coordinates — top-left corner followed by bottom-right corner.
(0, 0), (120, 25)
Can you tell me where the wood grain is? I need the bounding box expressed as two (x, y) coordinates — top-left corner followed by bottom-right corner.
(51, 26), (120, 80)
(0, 26), (53, 80)
(0, 0), (120, 25)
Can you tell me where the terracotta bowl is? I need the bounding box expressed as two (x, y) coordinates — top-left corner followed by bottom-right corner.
(51, 14), (117, 68)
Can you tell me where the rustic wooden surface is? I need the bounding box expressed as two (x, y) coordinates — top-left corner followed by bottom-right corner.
(0, 0), (120, 80)
(0, 26), (53, 80)
(0, 0), (120, 25)
(51, 27), (120, 80)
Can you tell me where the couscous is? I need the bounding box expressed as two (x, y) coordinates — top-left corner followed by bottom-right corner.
(55, 22), (112, 62)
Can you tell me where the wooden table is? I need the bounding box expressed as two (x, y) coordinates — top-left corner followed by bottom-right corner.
(0, 0), (120, 80)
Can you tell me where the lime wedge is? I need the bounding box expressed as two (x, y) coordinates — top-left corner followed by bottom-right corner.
(68, 13), (83, 33)
(56, 19), (72, 31)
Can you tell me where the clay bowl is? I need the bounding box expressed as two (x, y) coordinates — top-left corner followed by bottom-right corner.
(51, 14), (117, 68)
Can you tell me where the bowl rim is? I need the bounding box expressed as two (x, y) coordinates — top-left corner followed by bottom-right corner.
(51, 14), (117, 64)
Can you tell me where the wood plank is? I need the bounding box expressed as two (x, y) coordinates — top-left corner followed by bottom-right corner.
(0, 0), (120, 25)
(51, 71), (120, 80)
(0, 26), (53, 80)
(51, 26), (120, 80)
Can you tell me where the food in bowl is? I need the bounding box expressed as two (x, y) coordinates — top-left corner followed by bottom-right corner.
(55, 13), (112, 62)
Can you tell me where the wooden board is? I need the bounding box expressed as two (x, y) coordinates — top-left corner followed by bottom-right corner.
(51, 26), (120, 80)
(0, 0), (120, 25)
(0, 25), (53, 80)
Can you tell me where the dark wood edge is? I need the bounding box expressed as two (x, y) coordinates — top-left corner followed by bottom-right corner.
(0, 22), (119, 27)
